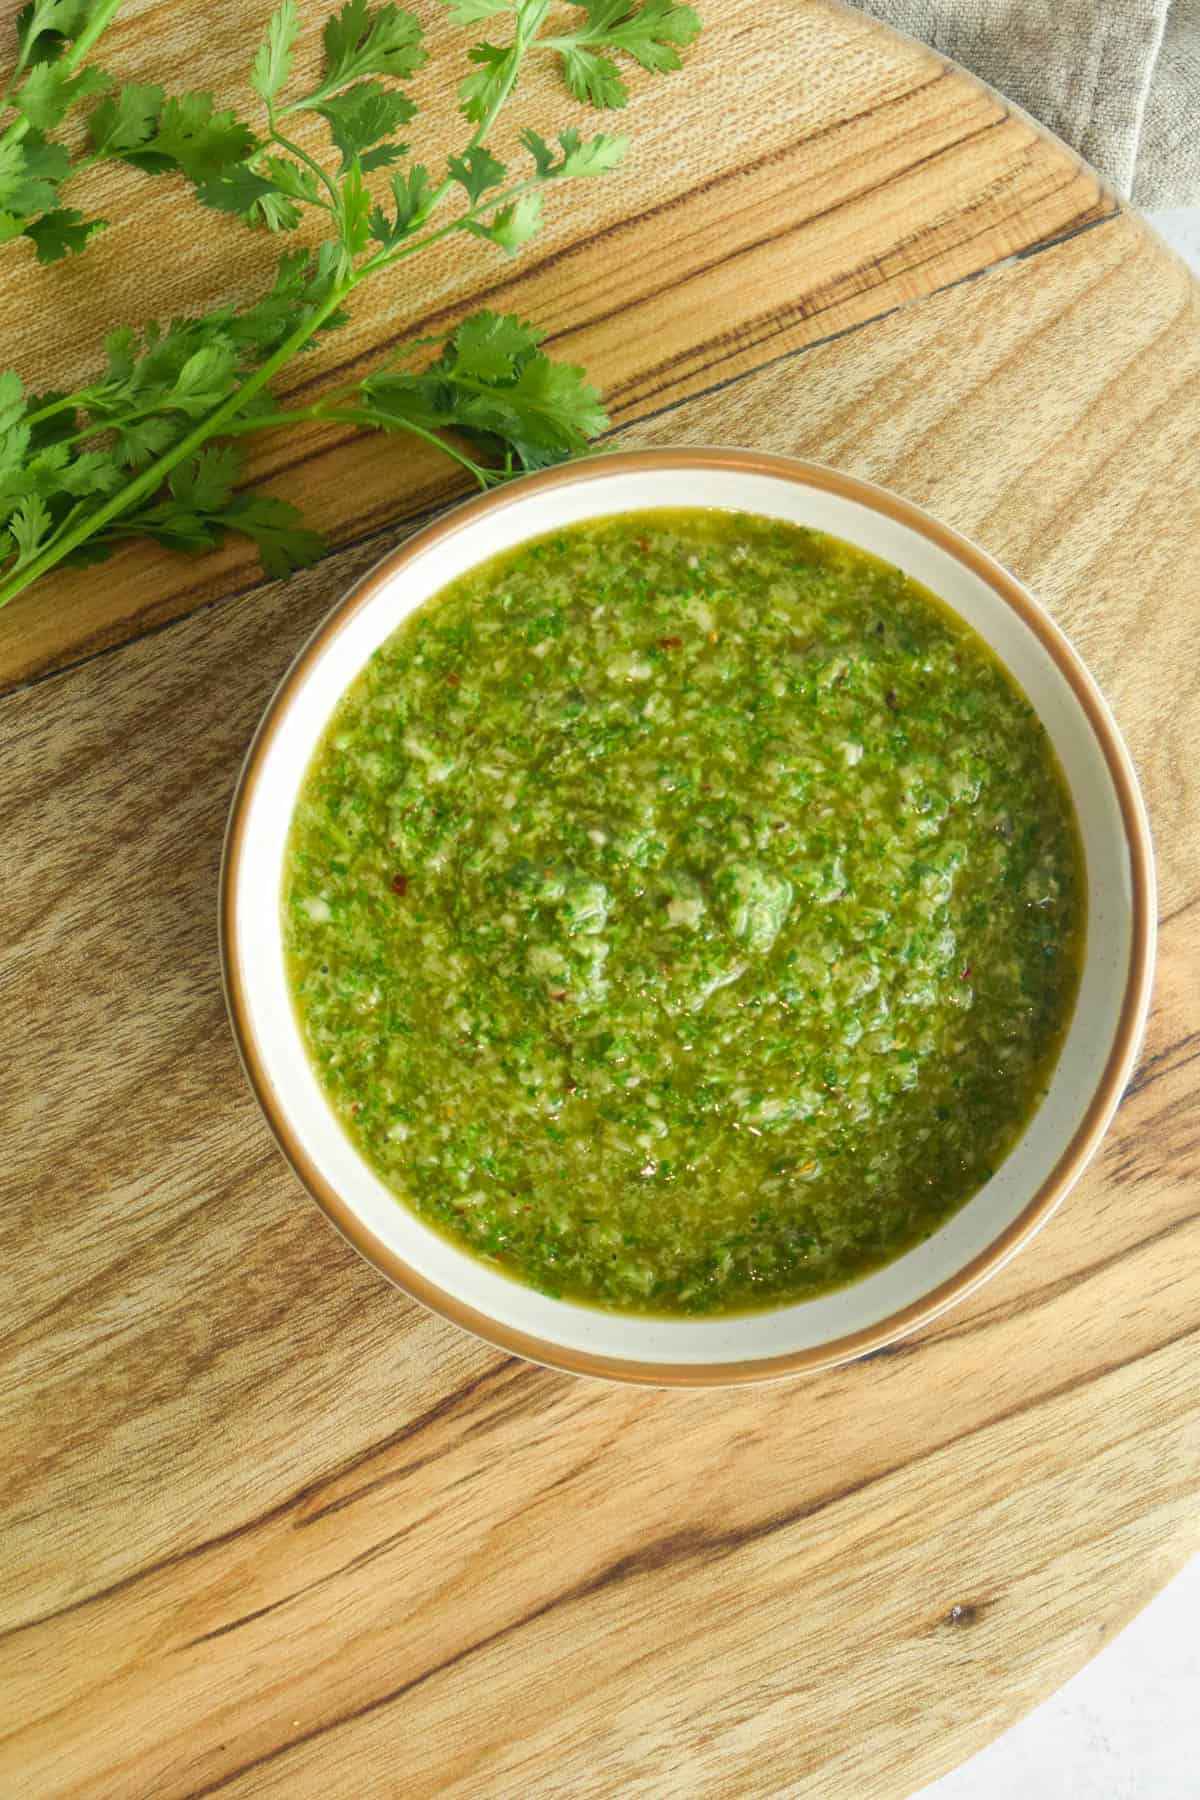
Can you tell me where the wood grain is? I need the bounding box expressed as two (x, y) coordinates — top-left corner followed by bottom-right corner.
(2, 3), (1198, 1796)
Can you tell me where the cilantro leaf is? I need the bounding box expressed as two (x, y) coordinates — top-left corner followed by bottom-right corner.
(168, 443), (242, 511)
(53, 447), (125, 497)
(0, 143), (35, 213)
(227, 247), (351, 349)
(102, 325), (137, 385)
(124, 92), (258, 185)
(519, 127), (556, 178)
(368, 161), (433, 246)
(447, 144), (505, 203)
(223, 493), (325, 576)
(91, 321), (244, 464)
(312, 80), (416, 171)
(121, 502), (222, 551)
(23, 206), (108, 263)
(57, 535), (116, 568)
(0, 373), (26, 435)
(191, 162), (284, 219)
(21, 133), (72, 184)
(519, 126), (627, 178)
(117, 448), (321, 572)
(260, 156), (322, 204)
(0, 133), (93, 252)
(15, 60), (110, 131)
(0, 432), (33, 505)
(558, 45), (626, 109)
(444, 310), (542, 379)
(467, 344), (608, 464)
(166, 342), (241, 413)
(359, 141), (407, 175)
(0, 434), (69, 509)
(24, 390), (77, 453)
(605, 0), (701, 70)
(114, 414), (193, 469)
(251, 189), (304, 231)
(548, 1), (700, 107)
(87, 82), (165, 156)
(252, 0), (300, 106)
(8, 493), (53, 568)
(15, 0), (93, 69)
(554, 124), (627, 176)
(456, 40), (511, 123)
(0, 135), (70, 216)
(467, 188), (540, 254)
(357, 312), (608, 473)
(443, 0), (512, 23)
(566, 0), (700, 69)
(337, 163), (371, 258)
(320, 1), (426, 89)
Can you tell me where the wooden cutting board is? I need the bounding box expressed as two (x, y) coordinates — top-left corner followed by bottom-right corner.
(2, 3), (1198, 1796)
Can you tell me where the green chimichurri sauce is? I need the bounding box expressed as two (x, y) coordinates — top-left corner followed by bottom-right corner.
(284, 510), (1085, 1316)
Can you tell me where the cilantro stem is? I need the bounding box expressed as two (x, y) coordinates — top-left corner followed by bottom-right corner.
(263, 115), (341, 214)
(0, 275), (353, 607)
(327, 407), (502, 487)
(24, 390), (94, 428)
(420, 0), (551, 219)
(470, 0), (551, 148)
(221, 408), (333, 433)
(51, 393), (220, 450)
(361, 175), (544, 278)
(224, 404), (498, 488)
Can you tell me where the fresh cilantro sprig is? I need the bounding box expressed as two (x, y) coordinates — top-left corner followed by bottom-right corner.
(450, 0), (701, 118)
(0, 0), (122, 259)
(0, 1), (265, 262)
(329, 310), (609, 476)
(0, 0), (701, 606)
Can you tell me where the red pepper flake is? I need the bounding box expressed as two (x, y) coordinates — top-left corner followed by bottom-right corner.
(548, 990), (568, 1002)
(658, 635), (684, 650)
(349, 1102), (362, 1117)
(445, 672), (461, 688)
(390, 873), (409, 896)
(960, 966), (973, 981)
(635, 537), (651, 552)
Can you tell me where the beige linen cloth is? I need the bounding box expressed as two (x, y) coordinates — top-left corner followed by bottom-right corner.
(854, 0), (1199, 207)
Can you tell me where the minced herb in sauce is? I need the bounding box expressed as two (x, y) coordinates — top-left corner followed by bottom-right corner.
(284, 510), (1084, 1316)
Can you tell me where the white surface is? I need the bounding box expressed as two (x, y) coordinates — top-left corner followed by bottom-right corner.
(1146, 206), (1200, 270)
(911, 204), (1200, 1800)
(917, 1557), (1200, 1800)
(230, 456), (1146, 1373)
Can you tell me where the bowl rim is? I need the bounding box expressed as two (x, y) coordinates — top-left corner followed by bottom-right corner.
(219, 446), (1156, 1387)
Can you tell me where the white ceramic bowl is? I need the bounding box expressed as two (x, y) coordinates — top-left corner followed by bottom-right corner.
(221, 449), (1155, 1385)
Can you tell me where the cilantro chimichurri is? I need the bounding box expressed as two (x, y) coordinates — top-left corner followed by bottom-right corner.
(284, 510), (1084, 1316)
